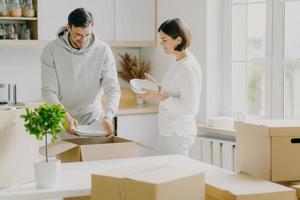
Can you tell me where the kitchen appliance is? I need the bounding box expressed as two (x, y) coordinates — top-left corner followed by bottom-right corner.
(8, 83), (17, 105)
(0, 83), (7, 105)
(0, 83), (17, 106)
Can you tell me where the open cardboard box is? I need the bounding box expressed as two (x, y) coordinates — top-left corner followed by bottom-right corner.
(289, 183), (300, 200)
(41, 136), (138, 163)
(91, 163), (205, 200)
(41, 135), (139, 200)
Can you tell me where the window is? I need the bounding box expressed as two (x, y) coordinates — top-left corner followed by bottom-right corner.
(225, 0), (300, 119)
(284, 0), (300, 119)
(230, 0), (268, 117)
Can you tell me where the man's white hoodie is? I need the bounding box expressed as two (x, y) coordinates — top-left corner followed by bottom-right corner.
(41, 27), (121, 124)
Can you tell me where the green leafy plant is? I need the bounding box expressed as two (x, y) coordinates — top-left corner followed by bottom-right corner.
(20, 104), (66, 162)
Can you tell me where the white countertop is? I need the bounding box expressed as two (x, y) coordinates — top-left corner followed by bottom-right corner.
(0, 102), (159, 116)
(117, 103), (158, 116)
(197, 123), (236, 136)
(0, 155), (232, 200)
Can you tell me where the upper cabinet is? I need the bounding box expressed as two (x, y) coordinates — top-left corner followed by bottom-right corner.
(38, 0), (115, 42)
(0, 0), (156, 47)
(115, 0), (156, 46)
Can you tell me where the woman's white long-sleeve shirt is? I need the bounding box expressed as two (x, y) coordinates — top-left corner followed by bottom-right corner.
(159, 51), (202, 136)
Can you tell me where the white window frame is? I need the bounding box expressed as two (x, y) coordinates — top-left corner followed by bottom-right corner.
(222, 0), (285, 119)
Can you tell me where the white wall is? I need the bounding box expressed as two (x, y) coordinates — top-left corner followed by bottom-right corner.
(0, 47), (42, 102)
(206, 0), (223, 118)
(141, 0), (223, 123)
(0, 46), (139, 102)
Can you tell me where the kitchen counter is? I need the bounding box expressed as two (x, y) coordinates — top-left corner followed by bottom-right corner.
(28, 101), (159, 116)
(0, 155), (229, 200)
(117, 103), (159, 116)
(197, 123), (236, 137)
(0, 101), (159, 116)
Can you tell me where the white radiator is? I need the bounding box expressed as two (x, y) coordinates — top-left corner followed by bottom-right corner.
(189, 136), (236, 171)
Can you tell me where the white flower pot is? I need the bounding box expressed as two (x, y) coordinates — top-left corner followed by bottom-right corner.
(33, 159), (61, 189)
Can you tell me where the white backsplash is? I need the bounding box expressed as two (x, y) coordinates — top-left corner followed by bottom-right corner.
(0, 46), (140, 102)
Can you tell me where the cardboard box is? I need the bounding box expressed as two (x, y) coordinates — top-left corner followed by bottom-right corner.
(291, 183), (300, 200)
(91, 163), (205, 200)
(0, 109), (39, 189)
(206, 174), (296, 200)
(205, 196), (218, 200)
(64, 197), (90, 200)
(235, 120), (300, 181)
(43, 136), (138, 163)
(43, 136), (139, 200)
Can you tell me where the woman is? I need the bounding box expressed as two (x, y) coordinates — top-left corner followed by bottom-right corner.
(137, 18), (202, 156)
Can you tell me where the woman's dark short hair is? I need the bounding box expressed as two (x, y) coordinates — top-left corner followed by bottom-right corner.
(68, 8), (94, 28)
(158, 18), (191, 51)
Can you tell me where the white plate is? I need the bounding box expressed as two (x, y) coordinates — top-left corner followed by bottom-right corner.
(75, 125), (108, 137)
(129, 79), (159, 94)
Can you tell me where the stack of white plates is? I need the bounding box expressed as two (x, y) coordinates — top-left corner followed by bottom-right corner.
(129, 79), (159, 94)
(75, 125), (108, 137)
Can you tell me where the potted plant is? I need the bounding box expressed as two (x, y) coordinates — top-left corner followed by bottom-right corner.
(118, 52), (150, 104)
(20, 103), (66, 188)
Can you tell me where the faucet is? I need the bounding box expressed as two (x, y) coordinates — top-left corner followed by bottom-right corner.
(8, 83), (17, 105)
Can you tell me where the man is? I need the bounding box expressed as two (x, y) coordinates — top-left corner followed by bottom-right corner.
(41, 8), (120, 135)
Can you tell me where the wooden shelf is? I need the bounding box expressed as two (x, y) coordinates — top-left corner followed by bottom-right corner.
(0, 17), (37, 21)
(0, 40), (46, 47)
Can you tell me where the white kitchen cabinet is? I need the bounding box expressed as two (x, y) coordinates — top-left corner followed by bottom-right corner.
(38, 0), (156, 47)
(38, 0), (115, 41)
(116, 113), (159, 156)
(115, 0), (156, 42)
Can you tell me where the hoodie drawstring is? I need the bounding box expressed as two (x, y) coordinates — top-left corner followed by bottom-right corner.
(83, 50), (89, 86)
(71, 50), (75, 80)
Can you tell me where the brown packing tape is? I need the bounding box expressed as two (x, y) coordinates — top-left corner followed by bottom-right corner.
(205, 195), (218, 200)
(93, 165), (180, 200)
(64, 196), (90, 200)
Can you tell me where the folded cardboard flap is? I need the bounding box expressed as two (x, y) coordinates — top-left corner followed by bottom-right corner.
(91, 164), (205, 200)
(80, 140), (137, 161)
(206, 174), (296, 200)
(39, 136), (138, 163)
(39, 140), (78, 157)
(63, 136), (130, 145)
(291, 184), (300, 199)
